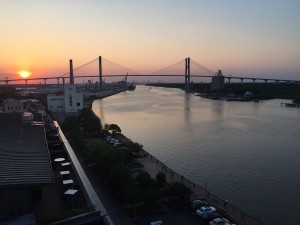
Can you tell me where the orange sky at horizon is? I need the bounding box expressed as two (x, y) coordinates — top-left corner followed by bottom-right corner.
(1, 1), (300, 83)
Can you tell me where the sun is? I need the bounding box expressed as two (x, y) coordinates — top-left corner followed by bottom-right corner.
(18, 71), (32, 79)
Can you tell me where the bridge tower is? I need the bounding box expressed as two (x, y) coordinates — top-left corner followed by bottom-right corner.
(99, 56), (103, 91)
(69, 59), (74, 84)
(185, 57), (191, 93)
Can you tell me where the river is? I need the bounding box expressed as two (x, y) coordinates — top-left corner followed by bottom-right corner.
(92, 85), (300, 225)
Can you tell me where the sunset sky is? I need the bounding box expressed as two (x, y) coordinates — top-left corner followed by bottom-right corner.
(1, 0), (300, 82)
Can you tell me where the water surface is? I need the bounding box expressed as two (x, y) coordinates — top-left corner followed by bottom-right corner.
(92, 85), (300, 225)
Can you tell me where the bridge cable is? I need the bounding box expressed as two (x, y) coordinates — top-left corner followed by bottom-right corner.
(59, 57), (99, 78)
(150, 59), (185, 75)
(102, 57), (143, 75)
(190, 59), (215, 75)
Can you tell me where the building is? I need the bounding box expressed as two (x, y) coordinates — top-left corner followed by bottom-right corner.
(47, 95), (65, 112)
(0, 113), (54, 221)
(211, 70), (225, 91)
(64, 84), (83, 113)
(47, 84), (83, 114)
(2, 98), (25, 113)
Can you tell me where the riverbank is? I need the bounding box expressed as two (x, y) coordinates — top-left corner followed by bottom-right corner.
(147, 82), (300, 101)
(84, 88), (127, 108)
(92, 85), (300, 225)
(114, 134), (264, 225)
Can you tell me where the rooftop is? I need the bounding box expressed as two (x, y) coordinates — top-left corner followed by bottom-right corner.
(0, 113), (54, 187)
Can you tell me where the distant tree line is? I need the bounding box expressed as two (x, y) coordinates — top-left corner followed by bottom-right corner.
(147, 82), (300, 100)
(0, 87), (20, 104)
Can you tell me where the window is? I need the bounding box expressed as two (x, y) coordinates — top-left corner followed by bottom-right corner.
(69, 94), (73, 106)
(76, 102), (80, 107)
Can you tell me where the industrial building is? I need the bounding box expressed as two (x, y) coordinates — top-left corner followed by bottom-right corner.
(47, 84), (83, 114)
(211, 70), (225, 91)
(0, 113), (54, 223)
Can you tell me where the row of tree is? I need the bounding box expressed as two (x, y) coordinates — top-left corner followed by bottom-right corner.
(147, 82), (300, 100)
(61, 108), (192, 210)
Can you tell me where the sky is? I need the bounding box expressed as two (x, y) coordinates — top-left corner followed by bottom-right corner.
(1, 0), (300, 83)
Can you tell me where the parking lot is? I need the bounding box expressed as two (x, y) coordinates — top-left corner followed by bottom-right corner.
(135, 209), (207, 225)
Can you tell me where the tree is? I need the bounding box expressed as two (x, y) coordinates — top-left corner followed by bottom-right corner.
(131, 142), (143, 154)
(95, 147), (131, 178)
(103, 123), (110, 134)
(108, 124), (121, 134)
(78, 108), (102, 135)
(137, 171), (154, 189)
(107, 164), (133, 201)
(156, 172), (166, 187)
(61, 116), (78, 136)
(0, 87), (20, 104)
(169, 182), (192, 202)
(84, 140), (107, 164)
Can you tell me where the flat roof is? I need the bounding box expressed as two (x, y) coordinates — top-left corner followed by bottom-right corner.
(0, 113), (53, 187)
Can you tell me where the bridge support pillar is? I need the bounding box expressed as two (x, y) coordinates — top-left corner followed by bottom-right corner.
(44, 79), (47, 85)
(252, 79), (256, 84)
(228, 78), (231, 84)
(99, 56), (102, 91)
(63, 77), (65, 89)
(185, 57), (191, 93)
(57, 78), (60, 89)
(70, 59), (74, 84)
(240, 78), (243, 84)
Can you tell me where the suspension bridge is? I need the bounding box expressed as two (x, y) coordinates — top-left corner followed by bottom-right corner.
(1, 56), (299, 92)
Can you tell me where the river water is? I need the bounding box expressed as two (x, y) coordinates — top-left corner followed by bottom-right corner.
(92, 85), (300, 225)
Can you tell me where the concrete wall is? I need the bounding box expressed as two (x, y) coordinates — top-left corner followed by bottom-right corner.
(64, 85), (83, 113)
(47, 95), (65, 112)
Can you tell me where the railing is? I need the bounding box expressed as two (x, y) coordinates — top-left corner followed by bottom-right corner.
(139, 148), (264, 225)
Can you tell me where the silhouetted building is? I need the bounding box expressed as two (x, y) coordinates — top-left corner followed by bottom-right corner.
(211, 70), (225, 91)
(2, 98), (26, 113)
(0, 113), (53, 221)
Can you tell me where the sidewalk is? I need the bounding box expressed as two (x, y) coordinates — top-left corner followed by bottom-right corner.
(138, 153), (264, 225)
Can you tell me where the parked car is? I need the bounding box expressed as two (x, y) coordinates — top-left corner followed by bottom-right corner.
(196, 206), (216, 217)
(209, 217), (230, 225)
(189, 199), (209, 210)
(201, 212), (223, 222)
(150, 219), (163, 225)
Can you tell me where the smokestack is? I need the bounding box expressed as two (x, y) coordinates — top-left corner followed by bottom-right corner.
(69, 59), (74, 84)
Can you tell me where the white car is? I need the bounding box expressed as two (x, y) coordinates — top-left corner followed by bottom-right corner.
(150, 219), (163, 225)
(196, 206), (216, 217)
(209, 217), (230, 225)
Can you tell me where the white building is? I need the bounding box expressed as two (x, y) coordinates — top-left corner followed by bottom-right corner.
(47, 95), (65, 112)
(2, 98), (25, 113)
(47, 84), (83, 114)
(64, 84), (83, 113)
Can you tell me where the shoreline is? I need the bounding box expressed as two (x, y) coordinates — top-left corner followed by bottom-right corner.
(90, 89), (264, 225)
(113, 134), (264, 225)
